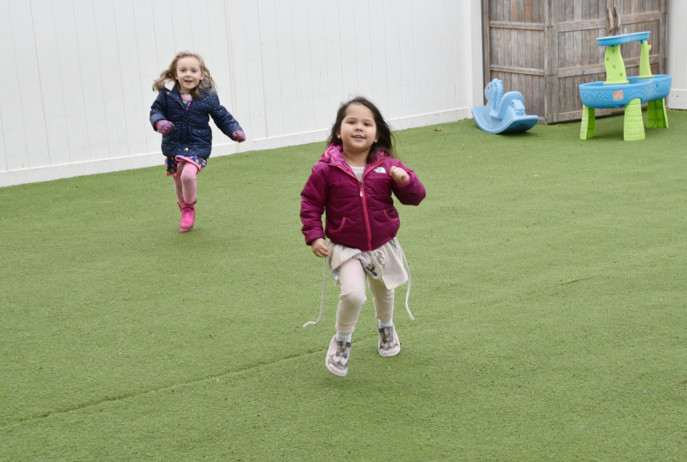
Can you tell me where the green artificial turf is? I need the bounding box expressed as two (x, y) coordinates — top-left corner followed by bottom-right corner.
(1, 111), (686, 461)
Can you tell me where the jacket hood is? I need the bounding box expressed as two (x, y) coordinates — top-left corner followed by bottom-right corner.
(318, 143), (388, 168)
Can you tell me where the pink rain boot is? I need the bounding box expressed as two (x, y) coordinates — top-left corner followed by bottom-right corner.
(178, 199), (197, 233)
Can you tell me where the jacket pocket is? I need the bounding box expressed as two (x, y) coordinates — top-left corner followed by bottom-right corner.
(383, 209), (400, 222)
(329, 217), (347, 234)
(192, 127), (211, 137)
(192, 127), (211, 135)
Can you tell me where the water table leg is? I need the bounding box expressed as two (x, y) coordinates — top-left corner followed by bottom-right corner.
(580, 105), (596, 140)
(624, 98), (645, 141)
(647, 98), (669, 129)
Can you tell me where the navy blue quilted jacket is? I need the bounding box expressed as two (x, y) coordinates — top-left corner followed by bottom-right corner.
(150, 81), (243, 159)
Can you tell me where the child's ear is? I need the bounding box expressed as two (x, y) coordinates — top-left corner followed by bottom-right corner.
(336, 130), (341, 139)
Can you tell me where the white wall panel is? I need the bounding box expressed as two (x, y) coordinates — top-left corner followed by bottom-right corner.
(206, 0), (238, 154)
(73, 0), (110, 160)
(93, 0), (128, 159)
(0, 112), (5, 172)
(151, 2), (176, 70)
(169, 0), (195, 50)
(321, 2), (345, 120)
(338, 3), (361, 102)
(427, 1), (445, 113)
(305, 1), (330, 132)
(31, 0), (71, 167)
(133, 0), (163, 155)
(382, 0), (403, 120)
(114, 0), (148, 157)
(258, 0), (284, 138)
(398, 3), (418, 116)
(8, 0), (50, 169)
(440, 0), (459, 111)
(411, 1), (431, 115)
(225, 0), (258, 150)
(0, 0), (27, 172)
(274, 1), (300, 136)
(667, 0), (687, 109)
(369, 0), (390, 113)
(353, 0), (375, 101)
(188, 0), (212, 58)
(52, 0), (91, 164)
(2, 0), (485, 186)
(291, 0), (316, 134)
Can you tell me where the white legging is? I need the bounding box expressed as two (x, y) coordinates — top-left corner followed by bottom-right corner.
(335, 258), (394, 334)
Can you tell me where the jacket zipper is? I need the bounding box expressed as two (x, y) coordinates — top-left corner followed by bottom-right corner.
(338, 158), (384, 251)
(359, 179), (372, 250)
(169, 90), (190, 143)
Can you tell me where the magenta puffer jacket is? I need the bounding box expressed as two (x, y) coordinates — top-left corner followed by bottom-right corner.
(300, 144), (426, 251)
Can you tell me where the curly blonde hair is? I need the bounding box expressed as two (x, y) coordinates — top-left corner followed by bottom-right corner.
(152, 51), (217, 99)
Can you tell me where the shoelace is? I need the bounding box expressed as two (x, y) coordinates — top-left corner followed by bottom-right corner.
(379, 327), (397, 349)
(336, 342), (350, 360)
(303, 248), (414, 327)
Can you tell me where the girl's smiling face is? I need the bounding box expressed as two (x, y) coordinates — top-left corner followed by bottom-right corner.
(175, 57), (203, 94)
(337, 103), (378, 159)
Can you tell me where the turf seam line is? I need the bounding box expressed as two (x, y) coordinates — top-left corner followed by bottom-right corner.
(559, 276), (595, 285)
(2, 343), (338, 430)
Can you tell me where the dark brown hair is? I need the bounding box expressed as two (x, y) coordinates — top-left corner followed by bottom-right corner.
(152, 51), (217, 99)
(327, 96), (396, 162)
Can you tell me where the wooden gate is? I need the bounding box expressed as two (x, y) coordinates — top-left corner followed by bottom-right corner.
(482, 0), (667, 124)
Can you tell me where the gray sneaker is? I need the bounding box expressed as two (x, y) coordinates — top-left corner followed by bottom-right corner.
(378, 325), (401, 357)
(326, 335), (351, 377)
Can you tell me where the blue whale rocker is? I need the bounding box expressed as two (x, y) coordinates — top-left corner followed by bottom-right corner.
(472, 79), (539, 134)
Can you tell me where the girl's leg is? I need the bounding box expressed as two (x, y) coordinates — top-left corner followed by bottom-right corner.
(368, 275), (400, 357)
(335, 259), (368, 335)
(176, 162), (199, 232)
(172, 174), (184, 203)
(368, 276), (395, 324)
(327, 258), (366, 377)
(179, 162), (199, 204)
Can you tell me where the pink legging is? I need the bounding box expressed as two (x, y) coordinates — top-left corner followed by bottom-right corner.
(335, 258), (395, 334)
(172, 162), (199, 204)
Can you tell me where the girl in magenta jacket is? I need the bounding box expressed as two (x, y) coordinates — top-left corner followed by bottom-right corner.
(300, 97), (426, 377)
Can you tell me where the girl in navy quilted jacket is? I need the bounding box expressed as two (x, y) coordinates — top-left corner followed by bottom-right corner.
(150, 51), (245, 233)
(300, 97), (426, 377)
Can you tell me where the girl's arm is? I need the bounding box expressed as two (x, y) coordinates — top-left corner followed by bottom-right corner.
(300, 165), (328, 245)
(208, 93), (245, 142)
(149, 91), (169, 130)
(390, 160), (426, 206)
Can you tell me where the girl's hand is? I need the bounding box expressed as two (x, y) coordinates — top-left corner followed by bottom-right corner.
(310, 238), (330, 258)
(156, 120), (174, 135)
(232, 130), (246, 142)
(390, 166), (410, 184)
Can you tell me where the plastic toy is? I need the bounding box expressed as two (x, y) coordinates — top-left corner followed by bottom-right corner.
(471, 79), (539, 134)
(579, 31), (671, 141)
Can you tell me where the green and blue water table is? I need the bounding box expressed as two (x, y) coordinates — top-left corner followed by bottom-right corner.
(579, 31), (671, 141)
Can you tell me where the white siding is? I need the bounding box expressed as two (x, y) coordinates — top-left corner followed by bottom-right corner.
(668, 0), (687, 109)
(0, 0), (482, 186)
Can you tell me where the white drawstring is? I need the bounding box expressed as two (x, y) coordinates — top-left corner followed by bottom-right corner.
(401, 247), (414, 321)
(303, 248), (415, 327)
(302, 257), (327, 327)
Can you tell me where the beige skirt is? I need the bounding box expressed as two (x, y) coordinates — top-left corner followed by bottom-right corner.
(328, 238), (408, 290)
(303, 237), (415, 327)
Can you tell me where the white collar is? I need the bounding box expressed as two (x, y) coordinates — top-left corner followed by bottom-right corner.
(164, 80), (176, 91)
